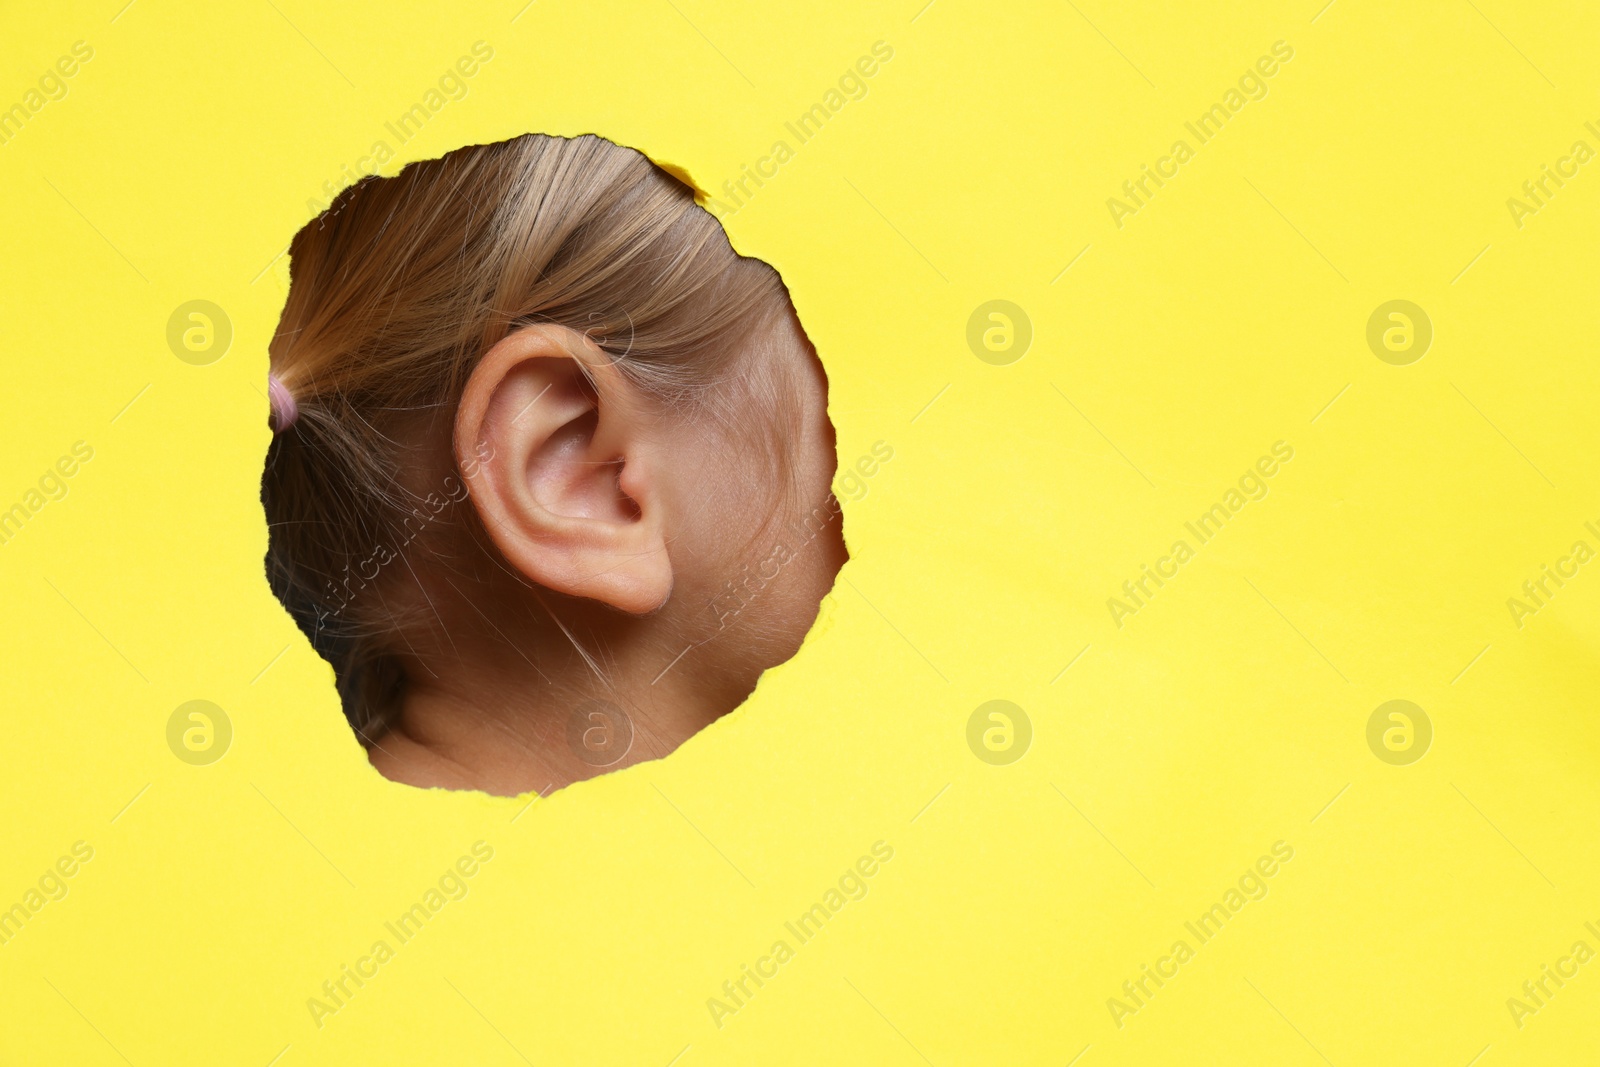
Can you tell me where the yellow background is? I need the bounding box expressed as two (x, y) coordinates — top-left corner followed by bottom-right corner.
(3, 1), (1599, 1063)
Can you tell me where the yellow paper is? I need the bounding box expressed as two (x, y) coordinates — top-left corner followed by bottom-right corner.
(3, 2), (1599, 1063)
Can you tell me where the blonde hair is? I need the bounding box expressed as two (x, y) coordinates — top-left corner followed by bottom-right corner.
(263, 133), (801, 737)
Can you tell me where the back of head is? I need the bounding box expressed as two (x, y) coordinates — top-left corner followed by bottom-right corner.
(263, 133), (794, 738)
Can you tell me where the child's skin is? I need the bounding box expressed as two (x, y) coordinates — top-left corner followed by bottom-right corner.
(364, 313), (846, 796)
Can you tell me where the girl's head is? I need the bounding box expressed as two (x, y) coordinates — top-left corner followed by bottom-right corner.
(263, 133), (845, 795)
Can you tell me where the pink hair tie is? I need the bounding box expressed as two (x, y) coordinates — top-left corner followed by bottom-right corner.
(268, 373), (299, 433)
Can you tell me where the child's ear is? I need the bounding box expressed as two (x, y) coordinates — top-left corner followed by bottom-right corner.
(454, 323), (672, 614)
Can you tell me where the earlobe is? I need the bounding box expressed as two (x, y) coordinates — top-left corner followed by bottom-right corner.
(454, 324), (672, 614)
